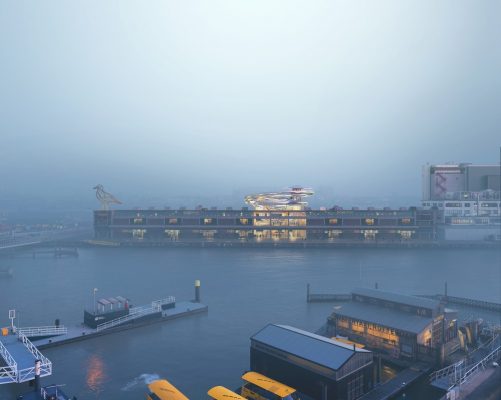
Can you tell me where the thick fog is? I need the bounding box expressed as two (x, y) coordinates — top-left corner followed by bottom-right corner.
(1, 1), (500, 214)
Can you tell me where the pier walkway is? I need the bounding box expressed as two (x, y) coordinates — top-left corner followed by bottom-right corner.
(31, 301), (207, 349)
(0, 332), (52, 384)
(359, 364), (431, 400)
(0, 228), (90, 252)
(430, 335), (501, 391)
(1, 300), (206, 386)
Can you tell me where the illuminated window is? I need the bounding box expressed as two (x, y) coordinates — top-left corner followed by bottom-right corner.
(327, 230), (342, 239)
(202, 230), (216, 239)
(352, 321), (365, 333)
(133, 218), (143, 224)
(239, 218), (249, 225)
(329, 218), (338, 225)
(338, 319), (349, 329)
(132, 229), (146, 239)
(398, 230), (414, 239)
(164, 230), (179, 240)
(204, 218), (213, 225)
(168, 218), (178, 224)
(365, 218), (375, 225)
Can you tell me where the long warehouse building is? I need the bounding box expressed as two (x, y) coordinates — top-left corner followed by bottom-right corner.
(93, 207), (437, 244)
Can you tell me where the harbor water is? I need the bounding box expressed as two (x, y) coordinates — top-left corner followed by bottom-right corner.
(0, 247), (499, 399)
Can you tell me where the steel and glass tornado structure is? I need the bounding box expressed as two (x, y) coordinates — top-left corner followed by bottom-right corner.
(244, 187), (314, 210)
(93, 188), (437, 245)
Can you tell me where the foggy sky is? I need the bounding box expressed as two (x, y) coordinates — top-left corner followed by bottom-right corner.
(1, 1), (500, 211)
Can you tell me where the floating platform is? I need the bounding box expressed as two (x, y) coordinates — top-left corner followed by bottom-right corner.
(31, 247), (79, 258)
(0, 331), (52, 384)
(31, 301), (207, 350)
(306, 285), (501, 313)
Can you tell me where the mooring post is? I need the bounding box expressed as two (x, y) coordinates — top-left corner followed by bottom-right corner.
(195, 280), (201, 303)
(34, 359), (41, 393)
(307, 283), (310, 302)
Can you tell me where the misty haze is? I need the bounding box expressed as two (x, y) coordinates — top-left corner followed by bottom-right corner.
(0, 2), (500, 400)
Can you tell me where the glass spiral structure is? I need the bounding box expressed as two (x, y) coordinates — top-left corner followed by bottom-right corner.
(244, 187), (314, 210)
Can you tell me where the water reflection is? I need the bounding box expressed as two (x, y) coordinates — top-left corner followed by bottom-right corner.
(86, 354), (106, 393)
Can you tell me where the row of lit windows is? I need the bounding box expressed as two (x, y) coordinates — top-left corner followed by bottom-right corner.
(424, 202), (500, 208)
(115, 229), (419, 242)
(122, 216), (416, 226)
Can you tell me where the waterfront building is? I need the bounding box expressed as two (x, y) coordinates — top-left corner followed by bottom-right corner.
(250, 324), (374, 400)
(326, 288), (458, 363)
(421, 163), (500, 240)
(93, 187), (437, 244)
(93, 207), (436, 244)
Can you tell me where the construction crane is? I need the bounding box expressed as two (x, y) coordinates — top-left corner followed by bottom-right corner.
(93, 185), (122, 210)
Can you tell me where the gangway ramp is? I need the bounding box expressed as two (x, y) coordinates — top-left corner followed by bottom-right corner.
(430, 335), (501, 391)
(0, 332), (52, 384)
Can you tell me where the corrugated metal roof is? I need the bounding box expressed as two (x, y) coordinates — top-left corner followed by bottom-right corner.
(251, 324), (370, 371)
(352, 288), (440, 310)
(333, 302), (433, 334)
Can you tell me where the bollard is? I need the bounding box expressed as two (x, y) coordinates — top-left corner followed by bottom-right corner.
(34, 359), (41, 393)
(195, 280), (201, 303)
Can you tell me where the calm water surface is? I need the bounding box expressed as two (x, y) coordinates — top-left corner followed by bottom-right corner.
(0, 247), (499, 399)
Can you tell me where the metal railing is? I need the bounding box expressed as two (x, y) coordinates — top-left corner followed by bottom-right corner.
(430, 360), (464, 385)
(0, 366), (17, 384)
(431, 343), (501, 391)
(41, 385), (66, 399)
(459, 345), (501, 386)
(96, 297), (175, 332)
(17, 332), (52, 383)
(152, 296), (175, 308)
(17, 326), (67, 337)
(96, 306), (157, 332)
(0, 341), (17, 384)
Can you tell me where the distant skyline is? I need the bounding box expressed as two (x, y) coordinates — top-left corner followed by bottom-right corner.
(1, 1), (500, 215)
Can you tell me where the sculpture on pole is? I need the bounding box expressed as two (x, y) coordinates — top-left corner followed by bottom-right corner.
(93, 184), (122, 210)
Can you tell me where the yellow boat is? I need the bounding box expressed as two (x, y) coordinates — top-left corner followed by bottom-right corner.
(147, 379), (189, 400)
(208, 386), (246, 400)
(240, 371), (299, 400)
